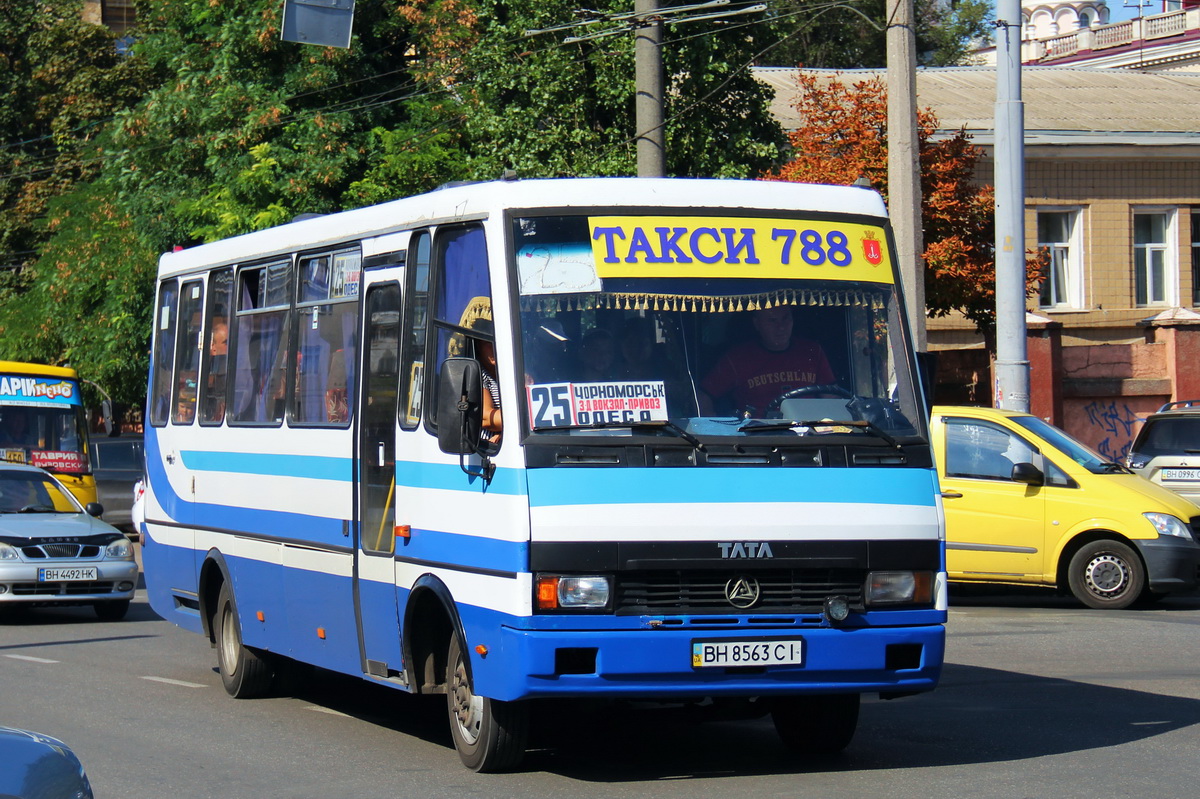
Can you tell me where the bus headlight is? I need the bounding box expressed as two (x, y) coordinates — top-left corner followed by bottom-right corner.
(866, 571), (933, 606)
(535, 575), (611, 610)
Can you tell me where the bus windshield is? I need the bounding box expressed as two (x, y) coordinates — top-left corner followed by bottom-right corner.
(0, 403), (90, 475)
(513, 213), (923, 441)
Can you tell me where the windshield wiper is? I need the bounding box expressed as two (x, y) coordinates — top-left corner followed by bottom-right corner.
(739, 418), (904, 450)
(1097, 461), (1131, 474)
(17, 505), (58, 513)
(530, 419), (705, 450)
(632, 420), (706, 451)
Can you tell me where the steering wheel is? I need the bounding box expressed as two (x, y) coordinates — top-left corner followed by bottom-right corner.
(765, 384), (854, 415)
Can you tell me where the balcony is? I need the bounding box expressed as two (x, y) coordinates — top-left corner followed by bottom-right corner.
(1025, 8), (1200, 64)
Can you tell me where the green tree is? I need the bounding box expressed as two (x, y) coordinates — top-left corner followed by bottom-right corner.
(107, 0), (420, 251)
(0, 0), (155, 275)
(398, 0), (787, 178)
(0, 181), (157, 408)
(760, 0), (993, 69)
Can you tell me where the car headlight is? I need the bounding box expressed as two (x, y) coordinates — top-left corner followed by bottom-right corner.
(866, 571), (934, 606)
(1143, 512), (1193, 540)
(0, 542), (19, 561)
(105, 537), (135, 559)
(535, 575), (611, 610)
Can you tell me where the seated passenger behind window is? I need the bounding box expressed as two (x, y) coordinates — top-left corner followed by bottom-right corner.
(579, 328), (616, 383)
(523, 319), (569, 385)
(477, 338), (502, 446)
(617, 317), (655, 381)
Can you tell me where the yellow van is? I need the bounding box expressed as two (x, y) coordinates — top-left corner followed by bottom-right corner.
(931, 406), (1200, 609)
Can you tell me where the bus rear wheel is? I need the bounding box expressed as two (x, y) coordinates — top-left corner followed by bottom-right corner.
(445, 635), (528, 772)
(215, 582), (273, 698)
(771, 693), (859, 756)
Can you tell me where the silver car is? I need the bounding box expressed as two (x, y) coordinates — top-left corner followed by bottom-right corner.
(1127, 400), (1200, 507)
(0, 725), (93, 799)
(0, 463), (138, 621)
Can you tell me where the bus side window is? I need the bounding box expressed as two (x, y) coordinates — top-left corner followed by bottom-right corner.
(400, 230), (430, 430)
(172, 280), (204, 425)
(199, 268), (233, 425)
(293, 249), (359, 426)
(150, 280), (179, 427)
(425, 225), (493, 433)
(230, 260), (292, 426)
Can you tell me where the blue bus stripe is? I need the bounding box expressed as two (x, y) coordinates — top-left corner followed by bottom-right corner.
(181, 450), (352, 481)
(526, 467), (938, 507)
(175, 450), (527, 495)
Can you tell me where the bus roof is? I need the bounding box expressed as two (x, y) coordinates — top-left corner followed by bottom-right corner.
(157, 177), (889, 278)
(0, 361), (79, 380)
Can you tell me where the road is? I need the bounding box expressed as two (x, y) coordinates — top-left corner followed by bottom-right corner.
(2, 583), (1198, 799)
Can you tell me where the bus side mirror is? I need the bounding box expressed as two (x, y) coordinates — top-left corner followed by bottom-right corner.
(436, 358), (484, 456)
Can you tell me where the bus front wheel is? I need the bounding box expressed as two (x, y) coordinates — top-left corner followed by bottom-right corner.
(771, 693), (859, 756)
(214, 582), (273, 698)
(445, 635), (528, 772)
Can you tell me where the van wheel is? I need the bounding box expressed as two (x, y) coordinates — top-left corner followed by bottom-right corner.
(446, 635), (528, 772)
(215, 582), (273, 697)
(1067, 540), (1144, 610)
(772, 693), (859, 755)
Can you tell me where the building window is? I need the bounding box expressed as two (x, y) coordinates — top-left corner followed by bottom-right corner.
(101, 0), (136, 35)
(1037, 210), (1082, 309)
(1133, 210), (1176, 307)
(1192, 211), (1199, 306)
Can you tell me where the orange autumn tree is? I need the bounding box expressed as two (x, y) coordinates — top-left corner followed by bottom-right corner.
(768, 72), (1044, 345)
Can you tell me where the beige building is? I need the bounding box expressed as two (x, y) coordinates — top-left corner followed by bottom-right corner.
(755, 66), (1200, 458)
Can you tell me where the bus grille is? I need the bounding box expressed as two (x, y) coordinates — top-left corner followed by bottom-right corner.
(615, 569), (865, 615)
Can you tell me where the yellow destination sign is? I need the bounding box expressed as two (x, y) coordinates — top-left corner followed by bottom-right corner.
(588, 216), (893, 283)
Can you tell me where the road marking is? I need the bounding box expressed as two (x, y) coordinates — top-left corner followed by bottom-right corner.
(307, 706), (352, 717)
(4, 654), (59, 664)
(139, 675), (207, 689)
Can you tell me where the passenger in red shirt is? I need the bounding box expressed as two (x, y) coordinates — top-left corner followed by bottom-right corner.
(700, 305), (835, 416)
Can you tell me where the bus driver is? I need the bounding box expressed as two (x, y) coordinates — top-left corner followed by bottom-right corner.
(699, 304), (834, 417)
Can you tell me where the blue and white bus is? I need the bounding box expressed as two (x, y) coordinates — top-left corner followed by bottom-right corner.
(141, 177), (946, 771)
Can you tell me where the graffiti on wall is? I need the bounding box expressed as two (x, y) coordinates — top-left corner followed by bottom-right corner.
(1081, 400), (1143, 462)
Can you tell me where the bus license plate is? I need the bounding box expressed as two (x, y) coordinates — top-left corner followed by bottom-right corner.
(1162, 468), (1200, 481)
(692, 639), (804, 668)
(38, 567), (98, 582)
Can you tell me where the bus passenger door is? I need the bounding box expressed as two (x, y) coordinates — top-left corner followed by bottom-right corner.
(354, 280), (405, 683)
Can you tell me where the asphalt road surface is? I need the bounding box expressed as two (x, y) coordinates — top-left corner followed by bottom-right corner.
(2, 583), (1198, 799)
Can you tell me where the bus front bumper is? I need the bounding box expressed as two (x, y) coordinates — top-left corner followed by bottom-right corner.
(473, 621), (946, 702)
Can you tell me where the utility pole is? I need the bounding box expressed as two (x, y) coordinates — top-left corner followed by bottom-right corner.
(528, 2), (765, 179)
(885, 0), (925, 351)
(993, 0), (1030, 411)
(635, 0), (666, 177)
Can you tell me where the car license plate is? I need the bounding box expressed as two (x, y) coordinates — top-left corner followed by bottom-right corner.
(692, 639), (804, 668)
(38, 567), (98, 582)
(1162, 468), (1200, 481)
